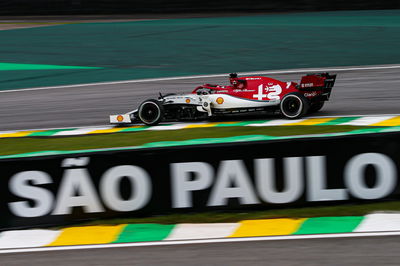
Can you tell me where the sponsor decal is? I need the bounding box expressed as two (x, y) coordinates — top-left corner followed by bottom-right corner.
(304, 92), (318, 97)
(117, 115), (124, 122)
(233, 89), (256, 93)
(216, 97), (224, 104)
(301, 83), (314, 88)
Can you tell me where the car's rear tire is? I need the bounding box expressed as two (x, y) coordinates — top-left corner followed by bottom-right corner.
(280, 93), (310, 119)
(138, 99), (164, 126)
(309, 101), (325, 113)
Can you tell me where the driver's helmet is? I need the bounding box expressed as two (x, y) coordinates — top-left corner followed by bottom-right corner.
(229, 73), (238, 85)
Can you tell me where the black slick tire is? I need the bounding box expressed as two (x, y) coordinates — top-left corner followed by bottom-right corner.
(280, 93), (310, 119)
(138, 99), (164, 126)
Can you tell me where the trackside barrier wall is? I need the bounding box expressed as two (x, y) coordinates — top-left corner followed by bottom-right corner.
(1, 132), (400, 230)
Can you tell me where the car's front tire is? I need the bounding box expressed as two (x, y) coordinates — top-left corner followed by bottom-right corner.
(138, 99), (164, 126)
(280, 93), (309, 119)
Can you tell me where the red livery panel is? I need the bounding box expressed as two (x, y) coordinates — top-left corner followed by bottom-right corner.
(193, 73), (335, 103)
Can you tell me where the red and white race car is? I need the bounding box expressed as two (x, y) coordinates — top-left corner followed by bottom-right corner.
(110, 73), (336, 126)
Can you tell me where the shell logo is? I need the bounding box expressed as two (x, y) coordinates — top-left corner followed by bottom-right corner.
(185, 98), (191, 103)
(216, 97), (224, 104)
(117, 115), (124, 122)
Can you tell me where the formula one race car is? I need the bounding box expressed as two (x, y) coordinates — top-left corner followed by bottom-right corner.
(110, 73), (336, 126)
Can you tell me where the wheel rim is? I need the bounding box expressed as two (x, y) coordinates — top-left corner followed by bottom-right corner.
(139, 102), (161, 124)
(282, 95), (302, 117)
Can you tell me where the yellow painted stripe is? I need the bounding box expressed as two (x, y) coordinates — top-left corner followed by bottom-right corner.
(88, 127), (127, 134)
(0, 130), (39, 138)
(285, 117), (336, 126)
(48, 225), (126, 246)
(184, 122), (219, 129)
(371, 116), (400, 126)
(229, 218), (305, 238)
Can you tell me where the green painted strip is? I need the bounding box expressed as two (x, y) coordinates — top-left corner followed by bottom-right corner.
(346, 127), (390, 134)
(0, 62), (102, 71)
(319, 116), (361, 125)
(120, 126), (148, 132)
(379, 126), (400, 132)
(113, 224), (175, 243)
(141, 135), (278, 148)
(0, 150), (83, 158)
(27, 128), (78, 137)
(293, 216), (364, 235)
(215, 120), (269, 127)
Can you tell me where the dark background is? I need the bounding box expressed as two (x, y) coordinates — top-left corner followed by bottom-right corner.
(0, 0), (399, 16)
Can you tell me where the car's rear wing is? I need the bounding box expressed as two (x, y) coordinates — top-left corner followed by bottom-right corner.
(299, 73), (336, 100)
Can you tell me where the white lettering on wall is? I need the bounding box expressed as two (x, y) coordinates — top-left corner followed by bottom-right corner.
(8, 171), (54, 217)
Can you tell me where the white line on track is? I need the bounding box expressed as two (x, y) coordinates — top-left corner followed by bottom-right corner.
(1, 231), (400, 254)
(2, 64), (400, 93)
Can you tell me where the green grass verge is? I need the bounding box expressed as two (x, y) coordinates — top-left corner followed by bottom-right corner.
(0, 125), (371, 156)
(78, 201), (400, 226)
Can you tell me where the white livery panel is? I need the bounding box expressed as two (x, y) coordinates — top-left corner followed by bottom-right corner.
(205, 94), (280, 109)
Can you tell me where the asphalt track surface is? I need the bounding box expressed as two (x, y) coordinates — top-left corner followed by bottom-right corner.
(0, 235), (399, 265)
(1, 65), (400, 131)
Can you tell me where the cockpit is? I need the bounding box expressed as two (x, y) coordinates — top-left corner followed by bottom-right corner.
(229, 73), (247, 89)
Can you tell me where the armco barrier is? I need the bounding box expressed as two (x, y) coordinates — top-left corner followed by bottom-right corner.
(1, 132), (400, 230)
